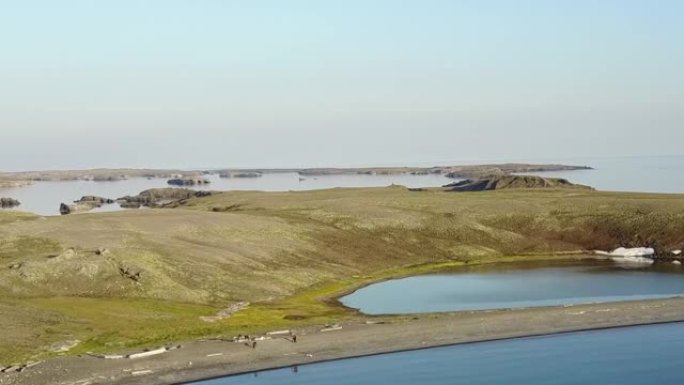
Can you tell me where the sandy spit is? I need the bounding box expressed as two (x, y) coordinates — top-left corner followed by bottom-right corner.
(4, 297), (684, 385)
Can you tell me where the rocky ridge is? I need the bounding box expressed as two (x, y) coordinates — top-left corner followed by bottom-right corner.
(444, 175), (594, 192)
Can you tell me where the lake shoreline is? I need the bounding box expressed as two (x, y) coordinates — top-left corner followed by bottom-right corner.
(338, 258), (684, 314)
(7, 297), (684, 385)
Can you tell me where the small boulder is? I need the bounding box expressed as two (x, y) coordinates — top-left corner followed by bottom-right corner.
(167, 178), (210, 186)
(0, 197), (20, 208)
(76, 196), (114, 205)
(59, 201), (101, 215)
(59, 203), (72, 215)
(92, 175), (127, 182)
(119, 266), (142, 282)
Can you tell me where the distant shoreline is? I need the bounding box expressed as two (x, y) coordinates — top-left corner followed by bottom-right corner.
(0, 163), (592, 183)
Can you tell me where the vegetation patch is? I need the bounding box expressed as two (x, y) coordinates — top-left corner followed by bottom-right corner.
(0, 187), (683, 363)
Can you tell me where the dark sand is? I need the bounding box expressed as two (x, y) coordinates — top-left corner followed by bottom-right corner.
(3, 297), (684, 385)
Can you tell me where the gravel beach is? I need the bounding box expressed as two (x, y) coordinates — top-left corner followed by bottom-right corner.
(3, 297), (684, 385)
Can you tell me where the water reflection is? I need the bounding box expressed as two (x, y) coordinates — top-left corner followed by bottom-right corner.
(341, 260), (684, 314)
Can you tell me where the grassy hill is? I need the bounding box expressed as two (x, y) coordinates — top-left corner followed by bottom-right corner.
(1, 186), (683, 363)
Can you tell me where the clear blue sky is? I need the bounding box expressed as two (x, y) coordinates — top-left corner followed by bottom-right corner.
(1, 0), (682, 170)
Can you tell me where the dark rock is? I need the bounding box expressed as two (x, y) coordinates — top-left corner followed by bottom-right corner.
(0, 197), (20, 208)
(118, 201), (141, 209)
(119, 266), (141, 282)
(59, 195), (114, 215)
(92, 175), (127, 182)
(118, 188), (213, 208)
(59, 203), (72, 215)
(60, 201), (101, 215)
(167, 178), (210, 186)
(75, 196), (114, 204)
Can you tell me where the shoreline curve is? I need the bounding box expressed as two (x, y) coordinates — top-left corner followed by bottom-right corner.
(8, 297), (684, 385)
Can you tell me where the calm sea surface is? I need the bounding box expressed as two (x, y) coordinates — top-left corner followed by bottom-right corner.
(192, 322), (684, 385)
(341, 260), (684, 314)
(0, 172), (452, 216)
(0, 156), (682, 215)
(516, 155), (684, 193)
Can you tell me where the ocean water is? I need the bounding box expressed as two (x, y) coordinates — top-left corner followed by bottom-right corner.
(513, 155), (684, 193)
(191, 322), (684, 385)
(0, 172), (452, 216)
(341, 260), (684, 314)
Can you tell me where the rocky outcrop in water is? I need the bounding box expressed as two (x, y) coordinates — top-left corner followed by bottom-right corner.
(0, 197), (20, 208)
(76, 196), (115, 204)
(219, 172), (262, 178)
(60, 196), (116, 215)
(118, 188), (213, 208)
(60, 202), (96, 215)
(167, 178), (210, 186)
(91, 175), (127, 182)
(444, 175), (593, 192)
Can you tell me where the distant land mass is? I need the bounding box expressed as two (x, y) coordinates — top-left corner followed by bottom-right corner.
(0, 163), (592, 183)
(0, 180), (31, 188)
(444, 175), (594, 192)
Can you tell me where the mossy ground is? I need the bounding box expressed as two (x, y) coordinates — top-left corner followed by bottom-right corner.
(1, 187), (683, 364)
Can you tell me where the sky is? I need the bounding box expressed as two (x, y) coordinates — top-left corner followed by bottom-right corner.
(1, 0), (682, 171)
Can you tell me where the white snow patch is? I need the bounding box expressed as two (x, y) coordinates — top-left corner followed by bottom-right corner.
(597, 247), (657, 264)
(608, 247), (655, 264)
(609, 247), (655, 257)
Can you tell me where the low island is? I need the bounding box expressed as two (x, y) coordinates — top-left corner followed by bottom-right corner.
(0, 163), (591, 182)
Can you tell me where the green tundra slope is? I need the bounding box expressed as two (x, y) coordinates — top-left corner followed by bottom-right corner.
(0, 186), (683, 363)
